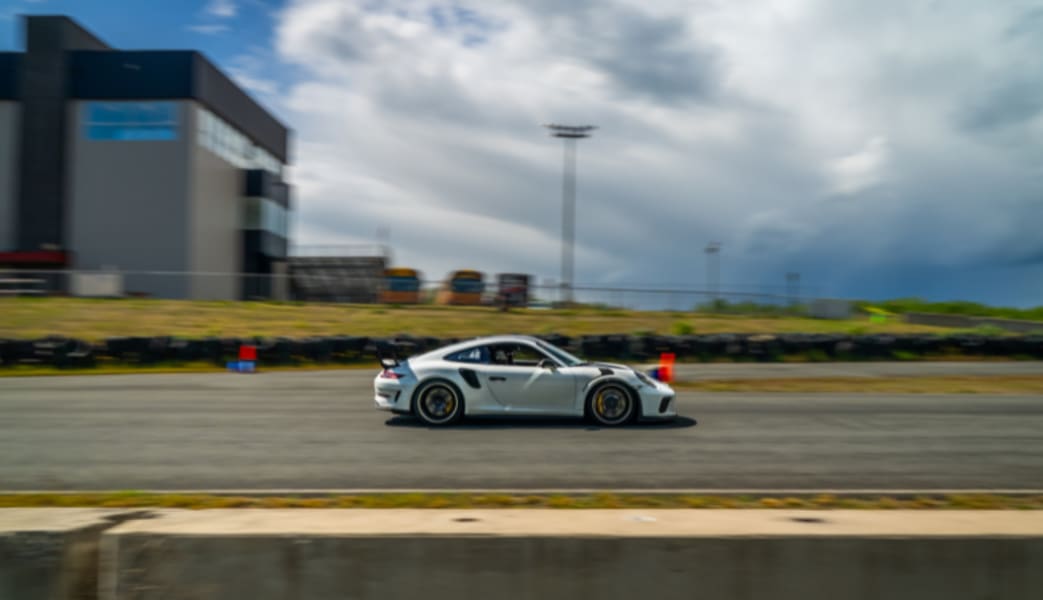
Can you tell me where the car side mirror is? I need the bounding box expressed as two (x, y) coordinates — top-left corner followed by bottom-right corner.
(539, 359), (556, 370)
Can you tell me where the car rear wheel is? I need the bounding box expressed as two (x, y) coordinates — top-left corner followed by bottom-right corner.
(414, 380), (463, 426)
(587, 382), (635, 426)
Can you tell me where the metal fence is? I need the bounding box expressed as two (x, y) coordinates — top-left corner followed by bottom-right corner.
(0, 268), (826, 313)
(524, 283), (806, 312)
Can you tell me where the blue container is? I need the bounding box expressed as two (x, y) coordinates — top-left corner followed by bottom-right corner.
(226, 361), (256, 373)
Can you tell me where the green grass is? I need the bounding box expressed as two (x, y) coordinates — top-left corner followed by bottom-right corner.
(0, 492), (1040, 510)
(0, 297), (956, 341)
(858, 298), (1043, 322)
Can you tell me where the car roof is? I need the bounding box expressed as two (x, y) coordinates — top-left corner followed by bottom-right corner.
(413, 335), (546, 361)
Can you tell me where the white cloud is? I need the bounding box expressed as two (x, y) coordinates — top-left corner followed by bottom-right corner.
(269, 0), (1043, 304)
(206, 0), (237, 19)
(826, 136), (889, 196)
(230, 70), (278, 96)
(225, 49), (283, 103)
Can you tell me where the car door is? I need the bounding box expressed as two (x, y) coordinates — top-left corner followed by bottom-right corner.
(441, 345), (503, 414)
(484, 343), (576, 414)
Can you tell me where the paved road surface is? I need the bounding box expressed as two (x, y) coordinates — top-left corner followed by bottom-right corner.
(1, 370), (1041, 490)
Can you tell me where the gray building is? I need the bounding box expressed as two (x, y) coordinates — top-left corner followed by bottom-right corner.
(0, 15), (291, 299)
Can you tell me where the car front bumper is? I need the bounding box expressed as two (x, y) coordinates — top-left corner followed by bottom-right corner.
(636, 382), (678, 420)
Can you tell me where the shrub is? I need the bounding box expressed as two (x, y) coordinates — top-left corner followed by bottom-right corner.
(971, 324), (1006, 337)
(672, 321), (694, 336)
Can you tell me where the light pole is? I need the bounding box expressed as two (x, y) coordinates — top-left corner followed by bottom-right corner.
(786, 272), (801, 308)
(376, 226), (391, 262)
(545, 124), (596, 304)
(705, 242), (721, 307)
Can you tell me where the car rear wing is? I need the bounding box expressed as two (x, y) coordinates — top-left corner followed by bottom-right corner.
(376, 344), (400, 369)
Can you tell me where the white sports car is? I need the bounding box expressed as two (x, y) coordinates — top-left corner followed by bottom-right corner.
(373, 335), (677, 426)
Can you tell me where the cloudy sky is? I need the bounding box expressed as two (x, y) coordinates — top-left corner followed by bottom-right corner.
(4, 0), (1042, 304)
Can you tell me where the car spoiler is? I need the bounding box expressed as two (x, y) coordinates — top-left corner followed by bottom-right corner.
(376, 344), (400, 369)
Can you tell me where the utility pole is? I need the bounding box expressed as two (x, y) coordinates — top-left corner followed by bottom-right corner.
(705, 242), (721, 307)
(545, 124), (596, 304)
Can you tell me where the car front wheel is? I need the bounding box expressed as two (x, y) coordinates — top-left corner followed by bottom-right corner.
(587, 382), (636, 426)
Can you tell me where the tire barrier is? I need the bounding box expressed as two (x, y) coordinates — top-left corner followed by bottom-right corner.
(0, 333), (1041, 369)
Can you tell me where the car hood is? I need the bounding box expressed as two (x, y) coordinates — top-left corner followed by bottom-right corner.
(590, 361), (634, 373)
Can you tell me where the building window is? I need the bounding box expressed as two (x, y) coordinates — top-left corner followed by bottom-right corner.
(197, 107), (282, 176)
(265, 201), (288, 238)
(243, 197), (288, 238)
(243, 197), (263, 230)
(84, 102), (178, 141)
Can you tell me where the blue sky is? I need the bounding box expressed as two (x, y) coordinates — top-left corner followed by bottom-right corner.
(2, 0), (1042, 306)
(0, 1), (289, 117)
(2, 1), (272, 58)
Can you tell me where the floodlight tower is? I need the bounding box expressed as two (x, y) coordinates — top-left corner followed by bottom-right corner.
(545, 124), (596, 304)
(786, 272), (801, 306)
(705, 242), (721, 304)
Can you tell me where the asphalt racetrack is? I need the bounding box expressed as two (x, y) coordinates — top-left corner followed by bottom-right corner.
(1, 368), (1041, 491)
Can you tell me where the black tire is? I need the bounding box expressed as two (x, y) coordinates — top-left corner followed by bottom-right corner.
(413, 379), (464, 426)
(586, 382), (636, 426)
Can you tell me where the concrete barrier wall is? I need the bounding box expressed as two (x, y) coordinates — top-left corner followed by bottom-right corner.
(0, 509), (131, 600)
(4, 509), (1043, 600)
(98, 509), (1043, 600)
(101, 535), (1043, 600)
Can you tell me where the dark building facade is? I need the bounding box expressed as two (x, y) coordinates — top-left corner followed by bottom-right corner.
(0, 15), (291, 299)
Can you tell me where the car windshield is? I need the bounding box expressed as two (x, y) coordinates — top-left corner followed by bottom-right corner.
(536, 340), (585, 367)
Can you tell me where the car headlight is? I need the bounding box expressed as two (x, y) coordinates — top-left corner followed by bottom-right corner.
(635, 370), (657, 387)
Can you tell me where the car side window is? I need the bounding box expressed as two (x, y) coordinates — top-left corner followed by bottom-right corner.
(445, 346), (489, 364)
(488, 343), (553, 367)
(490, 345), (511, 365)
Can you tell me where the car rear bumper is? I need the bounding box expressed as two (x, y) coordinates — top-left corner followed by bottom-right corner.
(374, 377), (413, 413)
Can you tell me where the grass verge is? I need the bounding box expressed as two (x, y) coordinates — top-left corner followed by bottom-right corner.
(0, 492), (1040, 510)
(0, 297), (954, 341)
(676, 375), (1043, 394)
